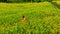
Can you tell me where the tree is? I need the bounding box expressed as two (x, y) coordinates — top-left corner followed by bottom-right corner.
(0, 0), (7, 2)
(47, 0), (52, 2)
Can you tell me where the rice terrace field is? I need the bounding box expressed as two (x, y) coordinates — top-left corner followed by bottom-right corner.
(0, 1), (60, 34)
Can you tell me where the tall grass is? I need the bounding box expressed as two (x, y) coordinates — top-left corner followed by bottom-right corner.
(0, 2), (60, 34)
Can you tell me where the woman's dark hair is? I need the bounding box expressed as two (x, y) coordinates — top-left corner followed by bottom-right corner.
(22, 16), (25, 19)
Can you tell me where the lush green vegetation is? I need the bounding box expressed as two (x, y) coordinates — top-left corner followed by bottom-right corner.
(0, 2), (60, 34)
(51, 1), (60, 9)
(0, 0), (59, 3)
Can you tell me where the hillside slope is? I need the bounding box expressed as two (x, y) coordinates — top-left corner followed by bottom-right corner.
(0, 2), (60, 34)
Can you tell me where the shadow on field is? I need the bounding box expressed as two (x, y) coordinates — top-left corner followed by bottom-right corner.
(51, 2), (60, 9)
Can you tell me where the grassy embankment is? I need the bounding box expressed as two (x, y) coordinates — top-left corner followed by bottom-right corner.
(0, 2), (60, 34)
